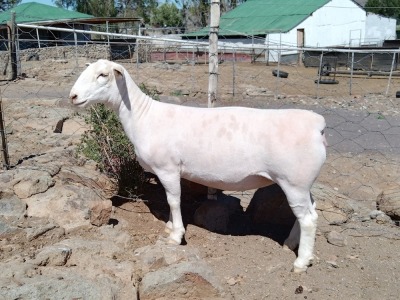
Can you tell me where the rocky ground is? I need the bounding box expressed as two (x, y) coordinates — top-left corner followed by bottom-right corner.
(0, 59), (399, 299)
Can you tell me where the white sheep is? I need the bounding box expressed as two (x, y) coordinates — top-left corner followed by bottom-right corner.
(69, 59), (327, 273)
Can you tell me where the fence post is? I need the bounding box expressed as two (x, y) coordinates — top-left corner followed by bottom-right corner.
(207, 0), (220, 200)
(7, 11), (17, 81)
(385, 51), (396, 96)
(232, 48), (236, 96)
(349, 51), (354, 95)
(0, 90), (10, 170)
(316, 52), (324, 99)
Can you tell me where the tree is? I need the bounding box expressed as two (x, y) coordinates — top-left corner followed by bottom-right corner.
(115, 0), (158, 23)
(151, 2), (183, 27)
(365, 0), (400, 19)
(54, 0), (117, 17)
(0, 0), (21, 11)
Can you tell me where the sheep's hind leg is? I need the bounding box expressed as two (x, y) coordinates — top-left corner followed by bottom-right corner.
(165, 212), (173, 234)
(158, 173), (185, 244)
(283, 201), (316, 251)
(283, 219), (300, 251)
(280, 185), (318, 273)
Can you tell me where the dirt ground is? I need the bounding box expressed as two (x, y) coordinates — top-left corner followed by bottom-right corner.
(1, 58), (400, 299)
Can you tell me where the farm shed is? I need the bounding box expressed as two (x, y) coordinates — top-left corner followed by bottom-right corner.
(0, 2), (94, 50)
(184, 0), (397, 63)
(0, 2), (142, 52)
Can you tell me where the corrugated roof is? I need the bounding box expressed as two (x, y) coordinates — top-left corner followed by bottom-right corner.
(186, 0), (331, 37)
(0, 2), (93, 25)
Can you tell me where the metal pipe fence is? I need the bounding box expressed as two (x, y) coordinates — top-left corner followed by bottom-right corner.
(0, 23), (399, 212)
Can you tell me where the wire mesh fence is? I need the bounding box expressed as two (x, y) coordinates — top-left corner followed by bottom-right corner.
(1, 23), (400, 216)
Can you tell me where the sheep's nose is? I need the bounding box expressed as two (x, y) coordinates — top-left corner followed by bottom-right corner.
(69, 93), (77, 103)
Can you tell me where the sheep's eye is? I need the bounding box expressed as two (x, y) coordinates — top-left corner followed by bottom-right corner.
(97, 73), (108, 79)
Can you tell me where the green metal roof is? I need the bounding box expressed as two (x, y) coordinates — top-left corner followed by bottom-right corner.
(186, 0), (331, 37)
(0, 2), (93, 25)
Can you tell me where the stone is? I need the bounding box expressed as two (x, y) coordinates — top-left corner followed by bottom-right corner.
(245, 184), (296, 226)
(24, 184), (111, 231)
(134, 240), (202, 273)
(375, 213), (393, 224)
(140, 261), (223, 300)
(0, 217), (19, 237)
(33, 245), (72, 266)
(0, 267), (127, 300)
(369, 209), (385, 219)
(13, 169), (55, 199)
(58, 166), (117, 198)
(326, 230), (347, 247)
(376, 188), (400, 220)
(89, 199), (112, 226)
(0, 192), (26, 218)
(312, 184), (354, 225)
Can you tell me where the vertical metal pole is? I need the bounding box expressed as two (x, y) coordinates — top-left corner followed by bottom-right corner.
(74, 31), (78, 66)
(36, 27), (41, 48)
(232, 48), (236, 97)
(350, 51), (354, 95)
(106, 21), (110, 47)
(316, 52), (324, 99)
(275, 32), (282, 99)
(385, 51), (396, 96)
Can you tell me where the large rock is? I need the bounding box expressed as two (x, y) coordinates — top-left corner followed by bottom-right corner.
(25, 184), (112, 231)
(58, 165), (117, 198)
(376, 188), (400, 220)
(134, 240), (224, 299)
(0, 192), (26, 218)
(12, 169), (55, 199)
(312, 184), (354, 224)
(0, 259), (128, 300)
(140, 261), (223, 300)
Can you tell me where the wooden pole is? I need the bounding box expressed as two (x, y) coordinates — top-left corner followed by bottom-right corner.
(208, 0), (220, 108)
(7, 11), (17, 81)
(0, 90), (10, 169)
(207, 0), (220, 199)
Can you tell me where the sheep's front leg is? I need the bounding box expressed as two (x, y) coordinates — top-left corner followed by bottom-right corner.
(158, 173), (185, 244)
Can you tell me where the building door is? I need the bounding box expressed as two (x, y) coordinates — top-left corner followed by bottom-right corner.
(297, 29), (305, 66)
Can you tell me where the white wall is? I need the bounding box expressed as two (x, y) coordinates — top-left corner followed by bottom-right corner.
(265, 0), (373, 62)
(365, 13), (396, 46)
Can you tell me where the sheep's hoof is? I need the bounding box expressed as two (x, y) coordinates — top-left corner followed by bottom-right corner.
(167, 238), (181, 245)
(292, 265), (308, 273)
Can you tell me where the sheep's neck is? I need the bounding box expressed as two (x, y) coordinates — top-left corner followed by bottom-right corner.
(117, 74), (153, 129)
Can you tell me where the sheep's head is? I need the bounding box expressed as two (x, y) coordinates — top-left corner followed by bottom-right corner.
(69, 59), (124, 109)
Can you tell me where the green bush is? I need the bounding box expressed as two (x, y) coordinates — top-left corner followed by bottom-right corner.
(77, 83), (160, 197)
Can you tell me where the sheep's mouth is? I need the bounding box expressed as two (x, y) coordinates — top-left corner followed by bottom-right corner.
(73, 99), (87, 107)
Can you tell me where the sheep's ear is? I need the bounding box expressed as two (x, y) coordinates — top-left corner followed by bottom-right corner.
(113, 65), (124, 79)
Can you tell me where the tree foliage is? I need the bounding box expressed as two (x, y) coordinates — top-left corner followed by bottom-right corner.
(52, 0), (249, 31)
(0, 0), (21, 12)
(365, 0), (400, 19)
(151, 2), (183, 27)
(54, 0), (117, 17)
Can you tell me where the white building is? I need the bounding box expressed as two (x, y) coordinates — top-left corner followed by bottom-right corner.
(186, 0), (397, 62)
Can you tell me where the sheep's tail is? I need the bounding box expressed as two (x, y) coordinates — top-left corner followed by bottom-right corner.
(321, 128), (328, 147)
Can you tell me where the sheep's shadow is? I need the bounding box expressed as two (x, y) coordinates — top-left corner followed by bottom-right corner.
(113, 178), (295, 247)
